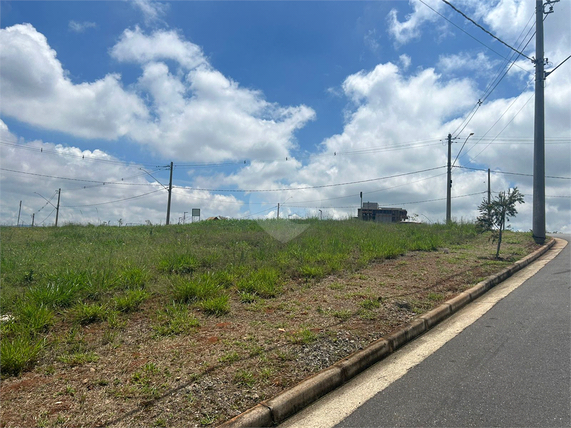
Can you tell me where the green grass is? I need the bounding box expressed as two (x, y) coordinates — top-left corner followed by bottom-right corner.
(0, 220), (512, 378)
(152, 304), (200, 336)
(113, 289), (148, 313)
(0, 335), (45, 377)
(71, 302), (108, 325)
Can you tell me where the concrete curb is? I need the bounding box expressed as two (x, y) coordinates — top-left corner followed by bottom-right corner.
(218, 239), (556, 428)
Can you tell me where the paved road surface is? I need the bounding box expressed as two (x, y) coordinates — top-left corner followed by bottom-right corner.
(282, 236), (570, 428)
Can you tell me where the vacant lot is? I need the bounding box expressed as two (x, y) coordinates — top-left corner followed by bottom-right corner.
(0, 220), (541, 427)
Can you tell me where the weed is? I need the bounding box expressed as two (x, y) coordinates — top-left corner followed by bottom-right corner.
(0, 336), (44, 377)
(200, 295), (231, 316)
(427, 292), (444, 302)
(117, 267), (149, 289)
(299, 265), (324, 279)
(58, 352), (99, 366)
(72, 302), (108, 325)
(333, 310), (353, 320)
(329, 282), (345, 290)
(287, 328), (318, 345)
(14, 301), (55, 333)
(234, 369), (256, 387)
(239, 292), (258, 303)
(158, 254), (198, 274)
(114, 289), (148, 313)
(172, 273), (221, 303)
(153, 304), (199, 336)
(218, 351), (241, 364)
(152, 418), (167, 427)
(237, 267), (281, 298)
(360, 298), (380, 310)
(200, 414), (218, 426)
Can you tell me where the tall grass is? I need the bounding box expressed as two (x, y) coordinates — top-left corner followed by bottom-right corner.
(0, 219), (482, 377)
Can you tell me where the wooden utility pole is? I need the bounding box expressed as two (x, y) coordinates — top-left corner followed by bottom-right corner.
(277, 203), (280, 219)
(166, 162), (173, 225)
(55, 189), (61, 227)
(17, 200), (22, 226)
(31, 213), (35, 227)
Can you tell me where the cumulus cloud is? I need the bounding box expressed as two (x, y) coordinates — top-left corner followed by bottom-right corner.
(0, 24), (316, 163)
(0, 24), (149, 139)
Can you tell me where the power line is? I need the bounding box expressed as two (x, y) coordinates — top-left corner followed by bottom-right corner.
(172, 166), (446, 193)
(454, 165), (571, 180)
(417, 0), (528, 67)
(439, 0), (533, 61)
(63, 189), (163, 208)
(546, 54), (571, 77)
(470, 93), (535, 160)
(451, 13), (536, 139)
(0, 167), (160, 187)
(0, 140), (159, 168)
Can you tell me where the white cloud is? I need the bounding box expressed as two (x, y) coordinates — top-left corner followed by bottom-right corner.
(0, 24), (316, 163)
(399, 54), (412, 70)
(0, 24), (149, 139)
(0, 123), (243, 226)
(364, 29), (381, 53)
(68, 20), (97, 33)
(130, 0), (169, 25)
(387, 0), (443, 45)
(110, 26), (206, 70)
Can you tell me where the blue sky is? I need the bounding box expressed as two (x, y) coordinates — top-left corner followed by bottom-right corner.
(1, 0), (570, 231)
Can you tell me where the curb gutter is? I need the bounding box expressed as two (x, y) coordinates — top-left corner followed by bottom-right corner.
(218, 239), (556, 428)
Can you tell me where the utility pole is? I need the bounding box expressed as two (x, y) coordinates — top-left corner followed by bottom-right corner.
(55, 188), (61, 227)
(166, 162), (173, 225)
(17, 200), (22, 226)
(31, 213), (35, 227)
(532, 0), (553, 244)
(487, 168), (491, 204)
(446, 133), (452, 224)
(277, 203), (280, 219)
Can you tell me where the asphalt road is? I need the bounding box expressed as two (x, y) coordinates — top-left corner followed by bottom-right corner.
(336, 235), (570, 428)
(281, 236), (570, 428)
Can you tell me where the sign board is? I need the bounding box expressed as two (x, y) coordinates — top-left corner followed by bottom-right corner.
(191, 208), (200, 217)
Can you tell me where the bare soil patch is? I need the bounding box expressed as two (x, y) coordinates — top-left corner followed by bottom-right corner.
(0, 235), (541, 427)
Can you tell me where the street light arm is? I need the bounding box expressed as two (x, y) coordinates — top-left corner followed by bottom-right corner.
(452, 133), (475, 167)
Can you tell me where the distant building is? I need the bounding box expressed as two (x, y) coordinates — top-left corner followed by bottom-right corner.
(358, 202), (408, 223)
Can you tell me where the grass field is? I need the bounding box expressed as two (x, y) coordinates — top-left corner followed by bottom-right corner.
(0, 220), (540, 427)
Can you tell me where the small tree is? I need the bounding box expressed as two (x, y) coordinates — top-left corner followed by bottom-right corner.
(477, 187), (524, 258)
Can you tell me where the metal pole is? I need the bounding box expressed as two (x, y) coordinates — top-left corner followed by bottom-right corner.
(533, 0), (546, 243)
(446, 134), (452, 224)
(17, 200), (22, 226)
(55, 188), (61, 227)
(277, 203), (280, 219)
(166, 162), (173, 225)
